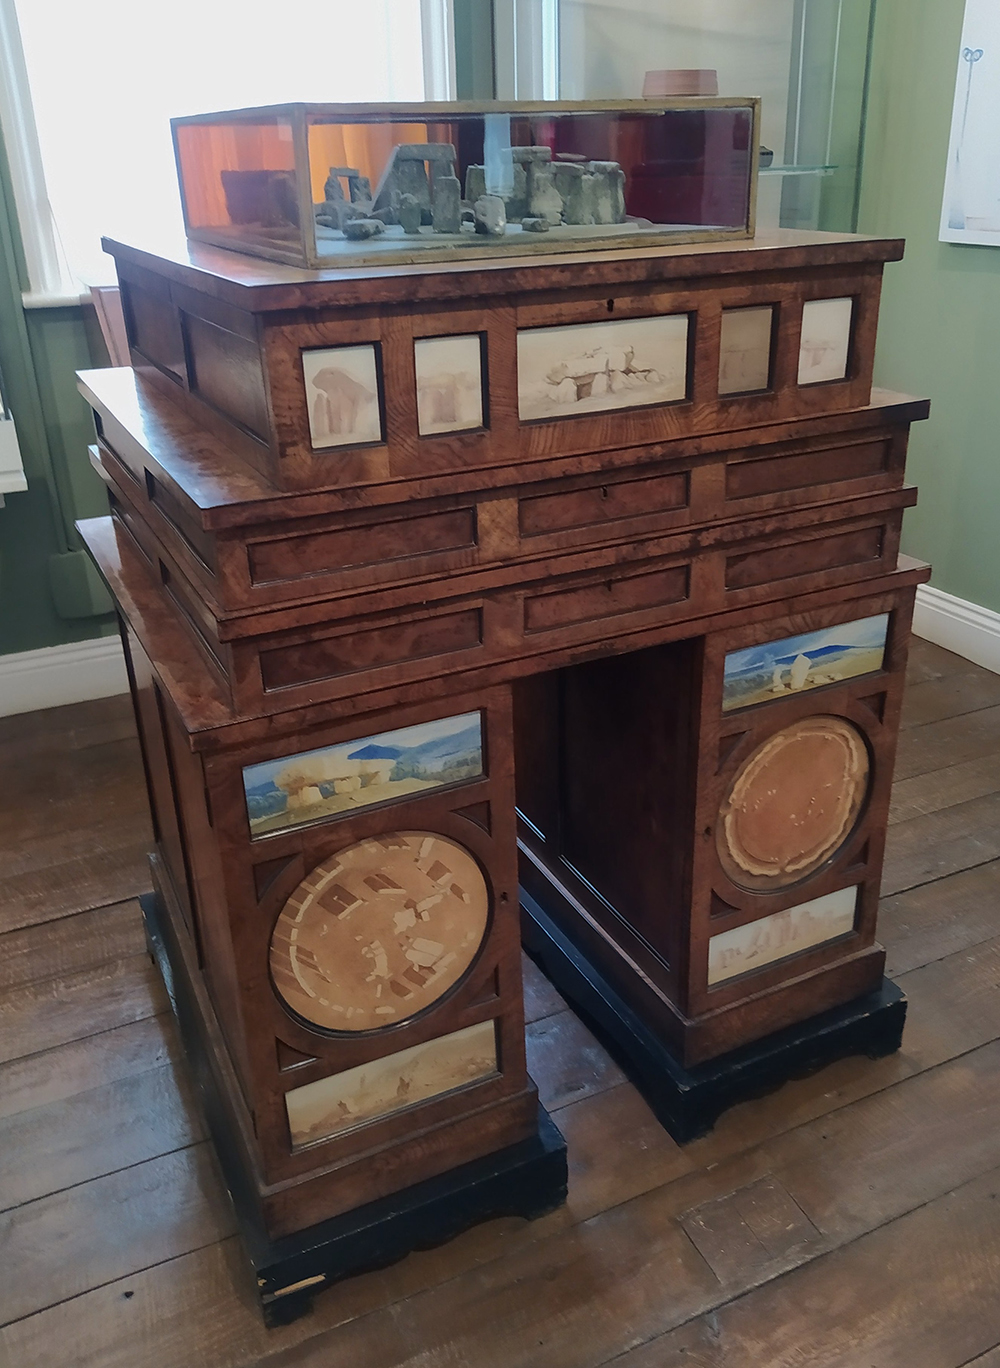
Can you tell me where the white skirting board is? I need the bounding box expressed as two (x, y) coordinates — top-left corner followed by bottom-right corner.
(0, 635), (128, 718)
(913, 584), (1000, 676)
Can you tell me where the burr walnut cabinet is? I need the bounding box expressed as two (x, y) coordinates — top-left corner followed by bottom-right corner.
(80, 222), (928, 1319)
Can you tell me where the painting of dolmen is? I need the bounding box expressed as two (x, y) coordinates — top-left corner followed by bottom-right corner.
(302, 343), (383, 449)
(708, 886), (857, 985)
(414, 333), (485, 435)
(719, 305), (773, 395)
(797, 297), (853, 385)
(516, 314), (688, 421)
(722, 613), (889, 712)
(243, 711), (483, 836)
(284, 1019), (498, 1148)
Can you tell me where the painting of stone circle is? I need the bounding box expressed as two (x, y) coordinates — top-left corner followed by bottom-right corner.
(302, 343), (382, 449)
(797, 297), (853, 385)
(719, 305), (773, 395)
(722, 614), (888, 713)
(414, 334), (485, 435)
(516, 314), (689, 421)
(269, 832), (491, 1034)
(244, 712), (483, 837)
(284, 1019), (498, 1148)
(708, 886), (858, 986)
(717, 717), (870, 891)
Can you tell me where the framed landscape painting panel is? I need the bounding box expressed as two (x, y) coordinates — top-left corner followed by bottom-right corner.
(414, 333), (485, 435)
(302, 343), (383, 449)
(940, 0), (1000, 246)
(284, 1019), (499, 1148)
(243, 711), (484, 836)
(719, 305), (773, 395)
(516, 314), (689, 421)
(708, 886), (858, 986)
(798, 297), (853, 385)
(722, 613), (889, 712)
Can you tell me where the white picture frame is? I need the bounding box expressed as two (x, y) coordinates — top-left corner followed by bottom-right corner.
(517, 314), (689, 421)
(798, 297), (853, 386)
(940, 0), (1000, 246)
(414, 333), (485, 435)
(302, 343), (383, 449)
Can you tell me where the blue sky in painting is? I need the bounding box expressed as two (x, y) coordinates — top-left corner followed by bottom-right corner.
(243, 712), (482, 796)
(724, 614), (889, 684)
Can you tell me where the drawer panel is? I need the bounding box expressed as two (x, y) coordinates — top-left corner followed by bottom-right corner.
(726, 438), (889, 501)
(524, 563), (690, 633)
(520, 470), (688, 537)
(249, 507), (477, 586)
(726, 524), (884, 591)
(259, 608), (483, 691)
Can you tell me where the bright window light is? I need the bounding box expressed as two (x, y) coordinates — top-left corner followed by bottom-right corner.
(12, 0), (426, 287)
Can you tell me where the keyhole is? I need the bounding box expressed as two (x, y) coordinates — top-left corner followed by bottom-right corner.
(600, 485), (608, 498)
(606, 298), (615, 313)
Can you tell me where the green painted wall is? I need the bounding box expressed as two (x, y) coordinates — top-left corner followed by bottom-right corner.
(858, 0), (1000, 613)
(0, 119), (114, 660)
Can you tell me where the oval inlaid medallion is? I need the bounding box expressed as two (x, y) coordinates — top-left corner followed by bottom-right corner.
(717, 716), (870, 890)
(269, 832), (489, 1033)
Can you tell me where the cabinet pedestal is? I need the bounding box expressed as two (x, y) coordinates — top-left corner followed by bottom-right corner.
(521, 888), (906, 1143)
(142, 887), (567, 1326)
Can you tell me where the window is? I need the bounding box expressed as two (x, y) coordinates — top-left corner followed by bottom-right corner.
(2, 0), (440, 293)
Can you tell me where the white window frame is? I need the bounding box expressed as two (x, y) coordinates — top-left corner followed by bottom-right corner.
(0, 0), (79, 305)
(494, 0), (559, 100)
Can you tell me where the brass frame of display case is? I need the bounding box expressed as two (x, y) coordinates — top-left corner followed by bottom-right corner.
(170, 99), (762, 270)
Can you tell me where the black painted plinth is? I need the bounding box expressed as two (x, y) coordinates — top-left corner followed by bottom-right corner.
(521, 888), (907, 1145)
(140, 892), (568, 1327)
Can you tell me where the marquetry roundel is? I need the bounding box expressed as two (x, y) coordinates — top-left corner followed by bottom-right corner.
(716, 716), (870, 891)
(269, 831), (490, 1033)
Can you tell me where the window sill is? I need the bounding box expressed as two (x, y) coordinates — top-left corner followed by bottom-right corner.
(22, 290), (90, 310)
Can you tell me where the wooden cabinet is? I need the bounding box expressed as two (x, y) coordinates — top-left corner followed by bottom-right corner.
(80, 224), (927, 1320)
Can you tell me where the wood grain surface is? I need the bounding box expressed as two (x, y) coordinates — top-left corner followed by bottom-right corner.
(2, 637), (1000, 1367)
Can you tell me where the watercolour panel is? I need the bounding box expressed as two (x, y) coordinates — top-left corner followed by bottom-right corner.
(302, 343), (382, 449)
(797, 297), (853, 385)
(516, 314), (688, 421)
(243, 711), (483, 837)
(284, 1019), (498, 1148)
(940, 0), (1000, 246)
(719, 305), (773, 395)
(708, 886), (858, 986)
(414, 333), (485, 435)
(722, 613), (889, 713)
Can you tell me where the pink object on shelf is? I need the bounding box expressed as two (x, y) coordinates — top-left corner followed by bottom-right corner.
(643, 69), (719, 98)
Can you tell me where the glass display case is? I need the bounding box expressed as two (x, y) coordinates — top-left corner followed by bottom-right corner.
(171, 99), (760, 269)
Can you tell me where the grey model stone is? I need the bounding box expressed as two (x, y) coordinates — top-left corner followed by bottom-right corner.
(373, 143), (458, 226)
(432, 175), (462, 234)
(323, 167), (357, 202)
(521, 216), (550, 232)
(473, 194), (507, 236)
(563, 170), (595, 226)
(465, 165), (487, 204)
(398, 193), (422, 235)
(348, 173), (372, 204)
(343, 218), (385, 240)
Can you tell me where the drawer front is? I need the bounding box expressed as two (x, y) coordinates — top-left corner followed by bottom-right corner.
(259, 608), (484, 692)
(519, 470), (689, 537)
(248, 507), (477, 586)
(726, 437), (890, 501)
(726, 524), (884, 592)
(524, 563), (690, 633)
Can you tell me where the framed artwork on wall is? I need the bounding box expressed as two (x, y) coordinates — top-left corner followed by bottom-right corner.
(940, 0), (1000, 246)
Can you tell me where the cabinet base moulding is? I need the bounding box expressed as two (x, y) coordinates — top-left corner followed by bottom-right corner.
(520, 888), (907, 1144)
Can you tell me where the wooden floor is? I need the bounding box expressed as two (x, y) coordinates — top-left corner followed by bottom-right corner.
(3, 637), (1000, 1367)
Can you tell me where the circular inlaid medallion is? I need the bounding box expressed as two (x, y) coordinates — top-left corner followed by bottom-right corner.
(717, 716), (869, 890)
(269, 831), (489, 1033)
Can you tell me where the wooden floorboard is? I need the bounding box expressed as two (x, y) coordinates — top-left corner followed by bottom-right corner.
(1, 644), (999, 1366)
